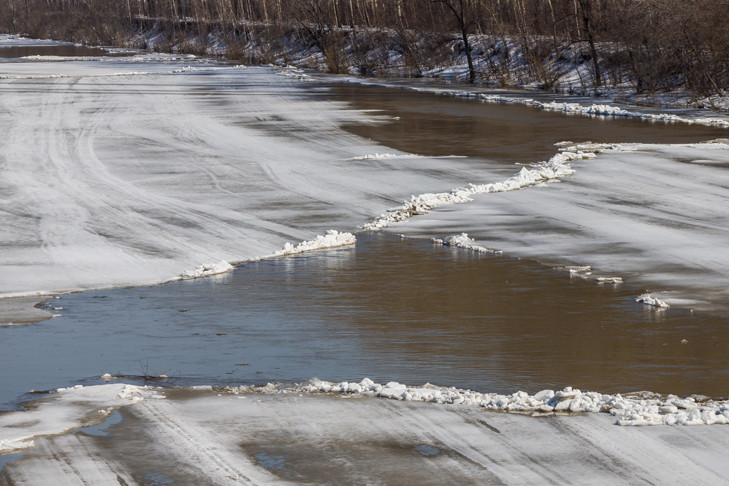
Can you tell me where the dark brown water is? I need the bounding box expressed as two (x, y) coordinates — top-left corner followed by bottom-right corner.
(0, 44), (119, 59)
(330, 84), (728, 162)
(3, 233), (727, 411)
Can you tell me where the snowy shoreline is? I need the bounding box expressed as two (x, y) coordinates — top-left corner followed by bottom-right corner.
(4, 382), (729, 484)
(2, 378), (729, 459)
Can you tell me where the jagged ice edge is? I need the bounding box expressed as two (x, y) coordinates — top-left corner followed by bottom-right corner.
(362, 143), (621, 230)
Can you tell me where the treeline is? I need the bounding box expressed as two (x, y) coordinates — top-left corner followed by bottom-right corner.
(2, 0), (729, 96)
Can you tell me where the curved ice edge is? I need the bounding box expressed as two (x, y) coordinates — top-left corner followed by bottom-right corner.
(172, 230), (356, 282)
(0, 383), (161, 453)
(227, 378), (729, 427)
(339, 77), (729, 129)
(177, 260), (235, 280)
(362, 142), (619, 230)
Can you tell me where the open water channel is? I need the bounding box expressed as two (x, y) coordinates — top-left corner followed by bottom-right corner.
(1, 40), (728, 411)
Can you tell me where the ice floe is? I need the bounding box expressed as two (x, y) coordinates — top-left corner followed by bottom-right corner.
(636, 293), (670, 309)
(432, 233), (502, 254)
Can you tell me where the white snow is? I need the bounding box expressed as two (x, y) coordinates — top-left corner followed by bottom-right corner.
(295, 378), (729, 426)
(0, 52), (485, 300)
(363, 144), (605, 230)
(349, 152), (414, 160)
(636, 293), (670, 309)
(3, 383), (729, 484)
(272, 230), (356, 256)
(0, 384), (156, 453)
(432, 233), (502, 254)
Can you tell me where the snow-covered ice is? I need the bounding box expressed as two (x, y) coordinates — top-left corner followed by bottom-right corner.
(3, 383), (729, 484)
(0, 52), (487, 302)
(363, 144), (602, 230)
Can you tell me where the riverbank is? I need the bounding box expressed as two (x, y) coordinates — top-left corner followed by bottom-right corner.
(4, 8), (729, 113)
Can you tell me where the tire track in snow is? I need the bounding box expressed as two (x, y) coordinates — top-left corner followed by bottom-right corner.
(129, 398), (284, 485)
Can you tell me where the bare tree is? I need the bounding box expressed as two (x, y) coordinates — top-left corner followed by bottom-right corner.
(431, 0), (477, 83)
(576, 0), (601, 87)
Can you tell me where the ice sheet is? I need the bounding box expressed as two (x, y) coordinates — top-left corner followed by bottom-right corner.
(0, 55), (488, 300)
(3, 383), (729, 484)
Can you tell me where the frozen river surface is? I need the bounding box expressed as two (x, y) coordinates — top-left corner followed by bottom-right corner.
(2, 34), (729, 483)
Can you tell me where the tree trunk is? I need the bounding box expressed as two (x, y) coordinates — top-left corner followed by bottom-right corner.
(578, 0), (601, 87)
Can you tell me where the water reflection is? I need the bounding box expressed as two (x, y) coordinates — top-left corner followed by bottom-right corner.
(2, 233), (727, 410)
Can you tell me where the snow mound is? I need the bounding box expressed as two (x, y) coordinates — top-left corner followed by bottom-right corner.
(274, 230), (356, 256)
(636, 293), (670, 309)
(178, 260), (234, 280)
(433, 233), (502, 254)
(282, 379), (729, 426)
(363, 144), (616, 230)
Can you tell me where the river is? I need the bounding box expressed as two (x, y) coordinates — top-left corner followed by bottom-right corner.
(1, 35), (728, 412)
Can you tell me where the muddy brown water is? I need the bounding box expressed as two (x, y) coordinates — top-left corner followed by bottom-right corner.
(3, 233), (728, 411)
(2, 70), (729, 410)
(329, 83), (727, 161)
(0, 44), (122, 59)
